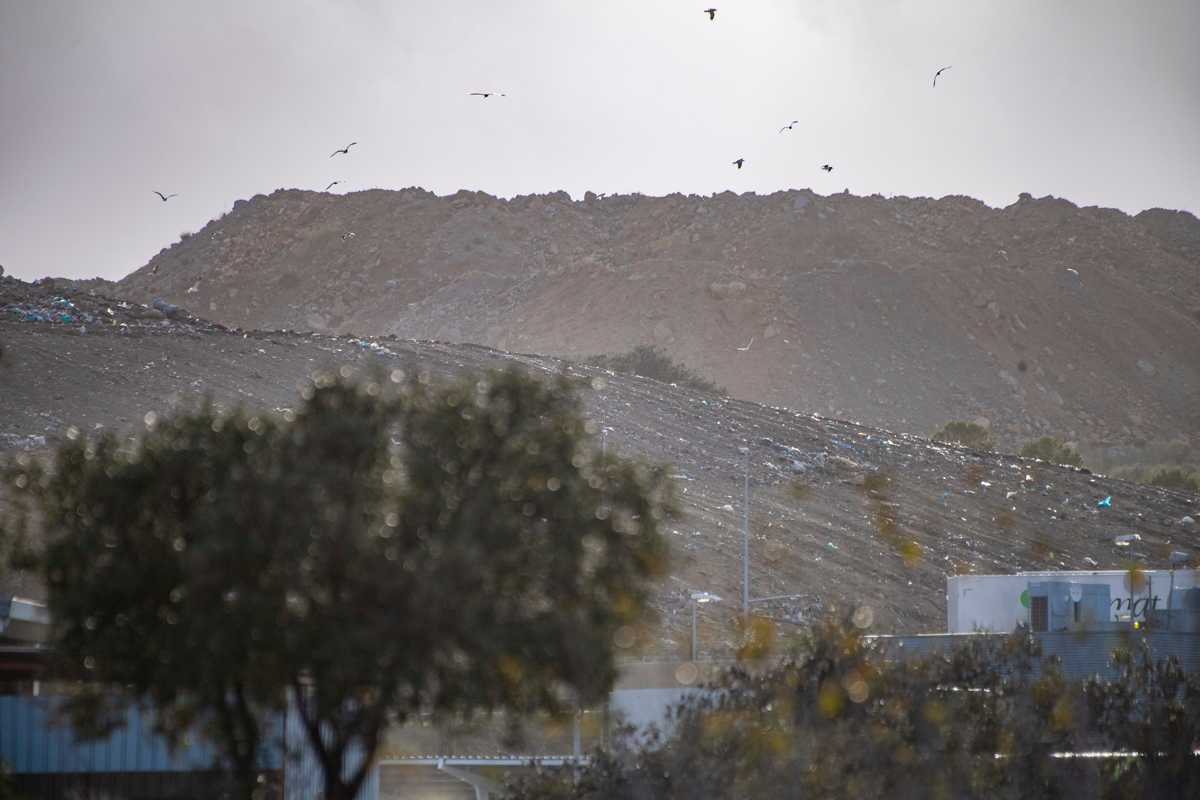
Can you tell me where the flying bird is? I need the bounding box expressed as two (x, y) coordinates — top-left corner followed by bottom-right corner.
(341, 232), (356, 241)
(820, 164), (833, 172)
(932, 66), (951, 88)
(732, 158), (745, 169)
(324, 180), (342, 191)
(779, 120), (799, 133)
(736, 337), (754, 352)
(153, 191), (178, 202)
(1065, 268), (1080, 277)
(704, 8), (717, 20)
(469, 92), (506, 98)
(329, 142), (357, 158)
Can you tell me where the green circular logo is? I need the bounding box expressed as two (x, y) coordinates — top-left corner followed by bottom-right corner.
(1020, 589), (1030, 609)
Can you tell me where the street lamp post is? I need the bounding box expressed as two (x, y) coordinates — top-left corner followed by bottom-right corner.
(690, 591), (721, 661)
(740, 445), (750, 615)
(736, 442), (808, 619)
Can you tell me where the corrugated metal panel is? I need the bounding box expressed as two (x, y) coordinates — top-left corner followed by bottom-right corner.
(0, 693), (379, 797)
(0, 695), (285, 774)
(283, 699), (378, 800)
(0, 695), (217, 773)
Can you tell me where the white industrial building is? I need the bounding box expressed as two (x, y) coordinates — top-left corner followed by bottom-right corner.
(946, 569), (1198, 633)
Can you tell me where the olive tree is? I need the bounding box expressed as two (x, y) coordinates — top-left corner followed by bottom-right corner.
(3, 367), (671, 800)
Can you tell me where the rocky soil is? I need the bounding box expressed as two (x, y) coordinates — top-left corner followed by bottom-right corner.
(3, 277), (1197, 656)
(95, 188), (1200, 459)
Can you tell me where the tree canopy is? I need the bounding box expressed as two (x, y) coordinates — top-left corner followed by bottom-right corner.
(3, 367), (672, 800)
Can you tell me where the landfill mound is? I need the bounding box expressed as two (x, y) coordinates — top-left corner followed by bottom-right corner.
(3, 276), (1197, 652)
(106, 188), (1200, 460)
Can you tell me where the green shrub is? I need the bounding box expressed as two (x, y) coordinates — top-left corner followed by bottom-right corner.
(1019, 436), (1083, 467)
(1144, 466), (1200, 493)
(587, 346), (724, 394)
(1109, 464), (1200, 493)
(931, 421), (995, 451)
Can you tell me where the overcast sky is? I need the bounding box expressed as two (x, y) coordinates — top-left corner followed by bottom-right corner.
(1, 0), (1198, 282)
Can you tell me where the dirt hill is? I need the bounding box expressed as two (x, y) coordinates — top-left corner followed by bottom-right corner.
(3, 277), (1198, 654)
(109, 188), (1200, 460)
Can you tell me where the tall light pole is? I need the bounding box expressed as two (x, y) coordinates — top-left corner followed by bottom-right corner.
(690, 591), (721, 661)
(740, 445), (751, 615)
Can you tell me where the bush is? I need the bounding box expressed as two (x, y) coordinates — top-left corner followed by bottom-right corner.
(510, 614), (1086, 800)
(1019, 436), (1083, 467)
(587, 346), (723, 394)
(1144, 465), (1200, 493)
(511, 614), (1200, 800)
(931, 421), (995, 451)
(1109, 464), (1200, 493)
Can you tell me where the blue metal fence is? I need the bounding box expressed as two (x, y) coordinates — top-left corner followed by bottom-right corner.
(0, 694), (379, 800)
(0, 695), (224, 773)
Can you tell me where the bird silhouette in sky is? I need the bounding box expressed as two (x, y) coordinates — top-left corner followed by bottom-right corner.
(469, 92), (506, 98)
(324, 181), (342, 191)
(779, 120), (799, 133)
(821, 164), (833, 172)
(932, 66), (951, 87)
(153, 191), (178, 202)
(329, 142), (357, 158)
(704, 8), (717, 20)
(732, 158), (745, 169)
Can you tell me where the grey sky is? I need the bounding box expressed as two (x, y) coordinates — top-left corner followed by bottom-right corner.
(2, 0), (1198, 282)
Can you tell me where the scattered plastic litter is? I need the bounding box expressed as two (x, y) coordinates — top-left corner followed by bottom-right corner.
(1097, 496), (1112, 508)
(1005, 490), (1017, 499)
(1083, 557), (1099, 567)
(152, 298), (183, 318)
(1113, 533), (1140, 547)
(4, 295), (89, 324)
(1182, 516), (1196, 527)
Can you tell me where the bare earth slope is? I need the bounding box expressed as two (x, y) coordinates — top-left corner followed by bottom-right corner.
(3, 278), (1197, 653)
(112, 189), (1200, 456)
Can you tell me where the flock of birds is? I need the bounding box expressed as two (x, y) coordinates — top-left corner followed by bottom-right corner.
(150, 8), (952, 205)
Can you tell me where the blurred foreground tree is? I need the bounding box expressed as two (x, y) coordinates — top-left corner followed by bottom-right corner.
(510, 614), (1085, 800)
(1083, 643), (1200, 799)
(2, 407), (290, 800)
(2, 367), (671, 800)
